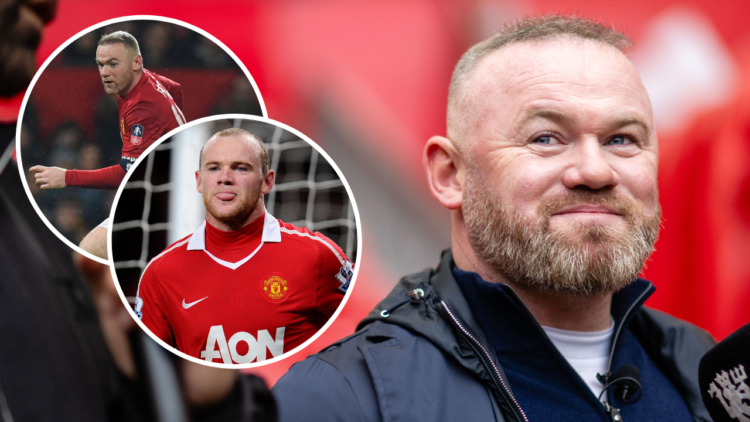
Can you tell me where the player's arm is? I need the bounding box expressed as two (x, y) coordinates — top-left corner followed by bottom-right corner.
(30, 162), (126, 190)
(64, 164), (127, 189)
(136, 262), (174, 345)
(315, 233), (352, 319)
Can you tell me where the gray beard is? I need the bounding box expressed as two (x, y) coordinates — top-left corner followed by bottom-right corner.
(462, 172), (661, 296)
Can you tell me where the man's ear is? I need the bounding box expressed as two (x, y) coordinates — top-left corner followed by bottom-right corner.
(261, 170), (275, 195)
(195, 170), (202, 193)
(423, 136), (464, 210)
(133, 54), (143, 72)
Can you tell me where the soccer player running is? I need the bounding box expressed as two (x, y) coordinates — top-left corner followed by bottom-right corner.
(31, 30), (185, 190)
(135, 128), (353, 364)
(31, 31), (185, 259)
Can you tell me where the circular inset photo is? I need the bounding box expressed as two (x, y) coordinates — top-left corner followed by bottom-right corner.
(16, 16), (265, 264)
(110, 115), (360, 368)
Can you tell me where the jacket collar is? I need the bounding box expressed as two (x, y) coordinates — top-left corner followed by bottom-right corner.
(360, 249), (657, 383)
(359, 249), (502, 378)
(361, 249), (654, 348)
(450, 264), (655, 364)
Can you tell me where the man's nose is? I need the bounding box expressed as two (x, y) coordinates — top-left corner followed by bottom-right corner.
(217, 167), (233, 184)
(560, 138), (619, 190)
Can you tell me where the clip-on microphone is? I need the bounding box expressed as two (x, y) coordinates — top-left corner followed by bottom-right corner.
(597, 365), (643, 421)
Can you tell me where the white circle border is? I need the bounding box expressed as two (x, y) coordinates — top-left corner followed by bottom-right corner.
(107, 113), (364, 369)
(15, 15), (268, 265)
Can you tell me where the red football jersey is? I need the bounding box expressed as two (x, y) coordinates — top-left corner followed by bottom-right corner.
(135, 213), (352, 364)
(65, 69), (186, 188)
(117, 69), (186, 171)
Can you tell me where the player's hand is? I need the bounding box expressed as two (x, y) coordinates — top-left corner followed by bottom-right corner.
(29, 165), (67, 189)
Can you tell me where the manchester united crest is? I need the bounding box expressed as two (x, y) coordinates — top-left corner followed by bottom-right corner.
(262, 275), (289, 301)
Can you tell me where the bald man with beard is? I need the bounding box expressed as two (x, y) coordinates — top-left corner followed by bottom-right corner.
(273, 15), (715, 422)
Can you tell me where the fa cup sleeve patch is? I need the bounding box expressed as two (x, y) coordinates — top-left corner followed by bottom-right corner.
(131, 124), (144, 145)
(335, 260), (353, 292)
(134, 296), (144, 320)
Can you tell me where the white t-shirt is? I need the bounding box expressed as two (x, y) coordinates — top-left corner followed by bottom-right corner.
(542, 317), (615, 399)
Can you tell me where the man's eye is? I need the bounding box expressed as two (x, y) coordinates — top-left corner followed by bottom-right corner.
(607, 136), (631, 145)
(532, 135), (558, 145)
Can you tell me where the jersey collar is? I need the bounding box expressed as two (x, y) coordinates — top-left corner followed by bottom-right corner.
(186, 212), (281, 270)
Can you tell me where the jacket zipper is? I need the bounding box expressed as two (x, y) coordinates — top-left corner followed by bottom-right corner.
(438, 301), (529, 422)
(499, 284), (626, 422)
(491, 283), (653, 422)
(598, 282), (653, 422)
(603, 283), (654, 377)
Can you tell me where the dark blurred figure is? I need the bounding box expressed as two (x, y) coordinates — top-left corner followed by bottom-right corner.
(79, 143), (102, 171)
(53, 196), (86, 240)
(77, 145), (111, 226)
(62, 30), (97, 65)
(107, 21), (137, 36)
(76, 256), (278, 422)
(142, 23), (170, 68)
(47, 120), (85, 162)
(18, 102), (42, 163)
(33, 121), (93, 241)
(94, 94), (123, 161)
(212, 76), (263, 116)
(0, 0), (56, 96)
(193, 36), (232, 69)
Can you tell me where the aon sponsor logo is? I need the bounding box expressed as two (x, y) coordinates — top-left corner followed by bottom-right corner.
(200, 325), (285, 364)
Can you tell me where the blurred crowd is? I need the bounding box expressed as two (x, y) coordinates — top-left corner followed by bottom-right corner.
(21, 105), (116, 242)
(50, 21), (237, 70)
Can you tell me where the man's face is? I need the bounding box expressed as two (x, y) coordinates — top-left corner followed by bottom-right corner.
(459, 39), (660, 294)
(0, 0), (57, 97)
(196, 136), (272, 228)
(96, 43), (138, 96)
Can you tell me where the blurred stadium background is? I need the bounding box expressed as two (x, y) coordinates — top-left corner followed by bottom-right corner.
(112, 117), (358, 301)
(18, 20), (263, 245)
(1, 0), (749, 386)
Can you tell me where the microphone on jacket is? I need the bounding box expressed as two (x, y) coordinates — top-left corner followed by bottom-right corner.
(698, 322), (750, 422)
(597, 365), (643, 404)
(613, 365), (642, 404)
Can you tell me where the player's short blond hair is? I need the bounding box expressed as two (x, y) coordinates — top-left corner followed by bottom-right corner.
(199, 128), (270, 175)
(98, 31), (141, 60)
(447, 15), (632, 141)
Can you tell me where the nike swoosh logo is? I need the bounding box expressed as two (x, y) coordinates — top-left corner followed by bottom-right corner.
(182, 296), (209, 309)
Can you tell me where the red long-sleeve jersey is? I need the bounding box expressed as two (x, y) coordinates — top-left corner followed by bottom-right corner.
(65, 69), (185, 189)
(135, 213), (353, 365)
